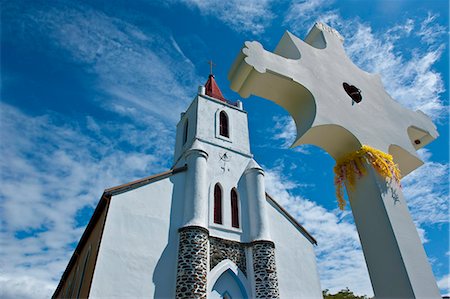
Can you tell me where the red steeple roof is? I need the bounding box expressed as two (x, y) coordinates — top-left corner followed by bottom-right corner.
(204, 74), (226, 102)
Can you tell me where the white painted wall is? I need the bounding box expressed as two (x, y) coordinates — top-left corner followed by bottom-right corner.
(173, 91), (255, 242)
(89, 173), (186, 298)
(174, 93), (251, 166)
(267, 200), (323, 299)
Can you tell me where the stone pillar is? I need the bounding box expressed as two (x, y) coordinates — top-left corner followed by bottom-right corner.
(175, 226), (209, 299)
(176, 142), (210, 298)
(347, 162), (441, 299)
(244, 161), (271, 241)
(245, 160), (280, 298)
(252, 241), (280, 299)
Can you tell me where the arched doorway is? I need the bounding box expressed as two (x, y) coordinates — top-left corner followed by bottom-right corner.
(208, 260), (250, 299)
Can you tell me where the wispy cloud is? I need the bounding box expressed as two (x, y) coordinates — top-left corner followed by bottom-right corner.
(0, 275), (56, 299)
(438, 274), (450, 296)
(342, 18), (446, 120)
(5, 1), (200, 123)
(1, 2), (203, 297)
(0, 103), (174, 298)
(402, 149), (449, 241)
(283, 6), (447, 121)
(180, 0), (275, 35)
(284, 0), (337, 35)
(269, 116), (312, 154)
(417, 12), (448, 45)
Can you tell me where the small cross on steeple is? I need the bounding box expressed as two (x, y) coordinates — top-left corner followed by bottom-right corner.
(204, 59), (226, 102)
(207, 59), (216, 75)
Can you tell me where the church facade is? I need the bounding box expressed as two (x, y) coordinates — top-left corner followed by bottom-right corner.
(53, 75), (323, 298)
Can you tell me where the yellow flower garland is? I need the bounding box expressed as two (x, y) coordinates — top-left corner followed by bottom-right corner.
(334, 145), (401, 210)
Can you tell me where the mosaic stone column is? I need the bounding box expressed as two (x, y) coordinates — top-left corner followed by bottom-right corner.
(175, 226), (209, 299)
(252, 240), (280, 299)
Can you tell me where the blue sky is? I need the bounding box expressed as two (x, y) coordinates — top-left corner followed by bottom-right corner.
(1, 0), (448, 297)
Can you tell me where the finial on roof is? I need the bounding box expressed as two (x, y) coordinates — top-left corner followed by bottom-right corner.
(204, 60), (226, 102)
(207, 59), (216, 75)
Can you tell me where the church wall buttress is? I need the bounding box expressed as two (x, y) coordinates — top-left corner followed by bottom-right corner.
(182, 145), (209, 228)
(252, 240), (280, 298)
(175, 226), (209, 299)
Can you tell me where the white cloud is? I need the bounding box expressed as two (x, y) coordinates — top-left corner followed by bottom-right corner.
(385, 19), (415, 42)
(437, 274), (450, 296)
(264, 168), (373, 296)
(0, 274), (56, 299)
(283, 6), (447, 120)
(0, 101), (173, 298)
(284, 0), (337, 35)
(417, 12), (448, 45)
(340, 18), (446, 120)
(7, 1), (200, 124)
(2, 2), (203, 298)
(402, 149), (449, 242)
(180, 0), (275, 35)
(270, 116), (312, 154)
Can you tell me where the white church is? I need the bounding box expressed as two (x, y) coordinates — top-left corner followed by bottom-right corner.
(52, 73), (323, 298)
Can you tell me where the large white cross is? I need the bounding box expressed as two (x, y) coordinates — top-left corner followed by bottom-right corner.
(228, 23), (441, 298)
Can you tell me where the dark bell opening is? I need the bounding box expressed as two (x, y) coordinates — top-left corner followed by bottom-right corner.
(343, 82), (362, 103)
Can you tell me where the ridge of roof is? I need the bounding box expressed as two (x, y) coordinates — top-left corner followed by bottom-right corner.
(204, 74), (226, 102)
(105, 165), (187, 196)
(265, 192), (318, 245)
(52, 193), (111, 298)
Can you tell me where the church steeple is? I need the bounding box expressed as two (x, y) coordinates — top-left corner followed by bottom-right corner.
(173, 72), (250, 166)
(205, 60), (226, 102)
(204, 74), (226, 102)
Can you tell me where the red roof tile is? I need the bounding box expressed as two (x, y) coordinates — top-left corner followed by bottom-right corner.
(204, 74), (226, 102)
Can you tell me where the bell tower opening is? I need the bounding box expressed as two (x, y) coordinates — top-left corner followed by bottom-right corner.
(219, 111), (229, 137)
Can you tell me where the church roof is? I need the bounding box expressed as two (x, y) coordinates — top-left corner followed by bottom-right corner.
(104, 165), (187, 196)
(204, 74), (226, 102)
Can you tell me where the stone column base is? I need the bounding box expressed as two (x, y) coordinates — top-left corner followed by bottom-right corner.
(175, 226), (209, 299)
(252, 240), (280, 298)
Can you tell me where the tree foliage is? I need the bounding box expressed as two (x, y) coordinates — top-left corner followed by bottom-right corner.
(322, 288), (371, 299)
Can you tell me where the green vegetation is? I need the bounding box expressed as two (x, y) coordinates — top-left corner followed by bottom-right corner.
(323, 288), (371, 299)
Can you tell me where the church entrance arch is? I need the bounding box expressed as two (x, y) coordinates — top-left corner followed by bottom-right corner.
(208, 259), (250, 299)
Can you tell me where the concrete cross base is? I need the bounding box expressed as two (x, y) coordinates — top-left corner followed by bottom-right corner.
(347, 163), (440, 299)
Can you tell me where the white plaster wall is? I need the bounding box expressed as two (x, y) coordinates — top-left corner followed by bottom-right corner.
(195, 95), (250, 156)
(89, 173), (186, 299)
(173, 93), (255, 242)
(201, 141), (253, 243)
(174, 94), (251, 166)
(174, 97), (199, 163)
(267, 200), (323, 299)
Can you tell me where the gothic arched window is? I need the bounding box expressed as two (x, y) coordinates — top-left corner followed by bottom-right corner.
(214, 184), (222, 224)
(219, 111), (229, 137)
(183, 119), (189, 144)
(231, 188), (239, 228)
